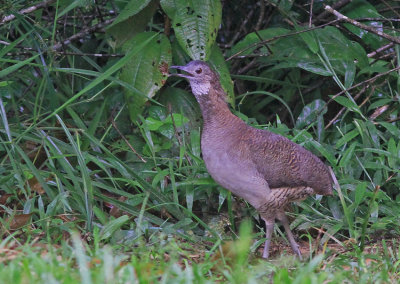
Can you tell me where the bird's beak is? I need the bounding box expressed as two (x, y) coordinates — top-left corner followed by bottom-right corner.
(169, 65), (194, 78)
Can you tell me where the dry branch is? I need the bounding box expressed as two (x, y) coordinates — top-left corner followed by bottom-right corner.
(367, 43), (394, 58)
(315, 0), (352, 22)
(0, 0), (55, 24)
(324, 5), (400, 45)
(226, 19), (340, 61)
(324, 66), (400, 114)
(52, 18), (115, 50)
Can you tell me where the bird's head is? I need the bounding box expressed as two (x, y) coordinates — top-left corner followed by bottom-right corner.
(169, 60), (216, 97)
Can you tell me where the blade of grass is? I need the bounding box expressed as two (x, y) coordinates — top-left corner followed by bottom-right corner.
(15, 32), (159, 142)
(56, 115), (94, 230)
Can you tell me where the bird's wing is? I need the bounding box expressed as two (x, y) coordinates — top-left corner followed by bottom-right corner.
(248, 128), (332, 194)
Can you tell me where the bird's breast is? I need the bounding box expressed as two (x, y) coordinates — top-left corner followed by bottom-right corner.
(201, 125), (270, 208)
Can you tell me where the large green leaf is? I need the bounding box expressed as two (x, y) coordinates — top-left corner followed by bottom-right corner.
(231, 28), (332, 76)
(107, 0), (158, 47)
(161, 0), (221, 60)
(209, 45), (234, 106)
(109, 0), (152, 27)
(229, 28), (290, 57)
(171, 38), (191, 66)
(231, 26), (368, 85)
(295, 99), (327, 140)
(297, 27), (319, 54)
(341, 0), (386, 50)
(315, 26), (368, 88)
(120, 32), (172, 121)
(158, 87), (202, 130)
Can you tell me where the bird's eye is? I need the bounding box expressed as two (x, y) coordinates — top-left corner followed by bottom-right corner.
(195, 68), (202, 74)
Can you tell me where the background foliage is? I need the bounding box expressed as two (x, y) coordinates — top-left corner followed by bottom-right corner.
(0, 0), (399, 282)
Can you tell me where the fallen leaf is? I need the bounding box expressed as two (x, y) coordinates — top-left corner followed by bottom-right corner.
(7, 213), (33, 230)
(27, 177), (45, 194)
(0, 193), (13, 205)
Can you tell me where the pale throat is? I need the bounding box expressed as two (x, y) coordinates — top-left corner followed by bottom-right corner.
(189, 80), (211, 96)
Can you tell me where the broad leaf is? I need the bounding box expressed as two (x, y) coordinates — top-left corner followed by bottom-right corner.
(100, 215), (130, 240)
(333, 96), (360, 113)
(230, 28), (290, 57)
(315, 26), (368, 87)
(341, 0), (386, 49)
(296, 99), (327, 141)
(161, 0), (222, 60)
(296, 26), (319, 54)
(109, 0), (152, 27)
(107, 0), (158, 47)
(209, 45), (234, 105)
(120, 32), (172, 121)
(159, 86), (202, 131)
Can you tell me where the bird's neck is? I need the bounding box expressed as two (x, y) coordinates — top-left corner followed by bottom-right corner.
(194, 83), (233, 124)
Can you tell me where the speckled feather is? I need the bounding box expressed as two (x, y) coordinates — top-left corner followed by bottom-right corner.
(192, 70), (333, 205)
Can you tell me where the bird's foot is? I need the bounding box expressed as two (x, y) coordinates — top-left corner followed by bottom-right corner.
(262, 244), (269, 259)
(261, 222), (274, 259)
(277, 212), (303, 260)
(289, 241), (303, 261)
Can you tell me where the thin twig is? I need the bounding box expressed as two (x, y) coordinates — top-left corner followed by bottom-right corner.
(255, 0), (266, 31)
(367, 43), (394, 58)
(254, 31), (273, 55)
(42, 13), (116, 20)
(6, 51), (123, 57)
(359, 83), (386, 110)
(324, 66), (400, 112)
(167, 104), (192, 167)
(94, 0), (105, 22)
(52, 18), (115, 50)
(370, 51), (396, 65)
(369, 105), (389, 121)
(0, 40), (11, 46)
(325, 5), (400, 45)
(315, 0), (352, 22)
(312, 227), (343, 246)
(383, 116), (400, 123)
(265, 0), (295, 27)
(54, 51), (123, 57)
(237, 57), (258, 74)
(355, 17), (400, 22)
(379, 0), (400, 19)
(325, 84), (370, 130)
(309, 0), (314, 28)
(227, 54), (272, 59)
(0, 0), (55, 24)
(378, 6), (400, 13)
(110, 116), (147, 163)
(226, 19), (340, 61)
(326, 81), (390, 129)
(227, 9), (255, 47)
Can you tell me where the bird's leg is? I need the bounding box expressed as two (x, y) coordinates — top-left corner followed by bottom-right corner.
(277, 212), (302, 260)
(262, 217), (275, 259)
(258, 187), (314, 259)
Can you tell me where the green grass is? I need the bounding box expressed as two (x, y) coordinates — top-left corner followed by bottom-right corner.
(1, 227), (400, 283)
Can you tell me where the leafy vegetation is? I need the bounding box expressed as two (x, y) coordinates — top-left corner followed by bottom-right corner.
(0, 0), (399, 282)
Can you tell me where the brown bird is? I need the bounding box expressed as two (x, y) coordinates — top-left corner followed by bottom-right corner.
(170, 60), (334, 259)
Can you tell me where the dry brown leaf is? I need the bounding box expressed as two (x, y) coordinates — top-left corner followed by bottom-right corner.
(110, 196), (128, 218)
(7, 213), (33, 230)
(365, 258), (378, 266)
(27, 177), (45, 195)
(0, 193), (13, 205)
